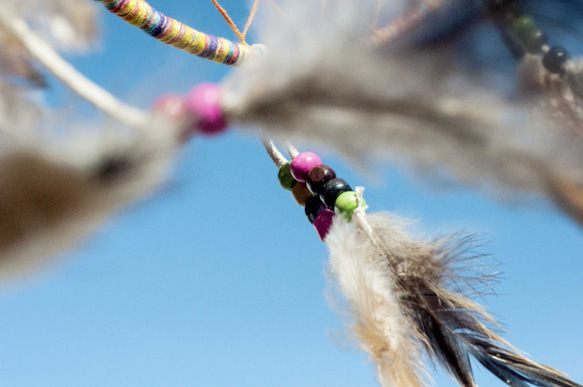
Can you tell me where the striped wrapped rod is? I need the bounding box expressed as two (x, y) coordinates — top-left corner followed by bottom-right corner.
(95, 0), (259, 65)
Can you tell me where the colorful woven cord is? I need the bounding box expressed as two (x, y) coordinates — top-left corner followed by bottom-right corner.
(95, 0), (258, 65)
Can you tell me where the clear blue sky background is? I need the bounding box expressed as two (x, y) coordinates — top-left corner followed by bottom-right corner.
(0, 1), (581, 386)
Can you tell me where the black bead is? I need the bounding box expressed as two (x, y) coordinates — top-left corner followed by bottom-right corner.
(305, 196), (326, 224)
(543, 46), (570, 74)
(524, 30), (548, 54)
(306, 165), (336, 194)
(320, 178), (352, 209)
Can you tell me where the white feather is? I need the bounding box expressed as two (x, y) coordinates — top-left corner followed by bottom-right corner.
(326, 191), (426, 386)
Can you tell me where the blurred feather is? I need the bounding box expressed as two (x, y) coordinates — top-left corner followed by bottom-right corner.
(0, 4), (183, 278)
(327, 201), (581, 386)
(0, 27), (46, 87)
(0, 0), (98, 50)
(222, 0), (583, 226)
(0, 118), (180, 279)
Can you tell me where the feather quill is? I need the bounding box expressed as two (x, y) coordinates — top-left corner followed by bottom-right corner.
(326, 188), (581, 386)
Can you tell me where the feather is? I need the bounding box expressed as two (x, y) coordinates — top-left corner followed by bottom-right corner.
(0, 6), (182, 278)
(326, 188), (581, 386)
(1, 0), (98, 50)
(221, 0), (583, 225)
(326, 210), (426, 386)
(0, 117), (181, 279)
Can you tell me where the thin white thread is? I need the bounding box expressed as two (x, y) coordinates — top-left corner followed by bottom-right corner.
(0, 14), (149, 129)
(284, 141), (299, 158)
(352, 186), (384, 252)
(260, 133), (288, 168)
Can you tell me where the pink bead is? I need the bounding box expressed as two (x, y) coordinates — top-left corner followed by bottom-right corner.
(313, 208), (335, 241)
(185, 83), (228, 135)
(290, 152), (322, 183)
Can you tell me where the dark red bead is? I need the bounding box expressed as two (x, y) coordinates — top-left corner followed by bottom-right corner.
(320, 178), (352, 209)
(306, 165), (336, 194)
(543, 46), (570, 74)
(305, 196), (326, 224)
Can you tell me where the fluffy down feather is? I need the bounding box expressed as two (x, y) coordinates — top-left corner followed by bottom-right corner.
(0, 117), (181, 279)
(326, 203), (581, 387)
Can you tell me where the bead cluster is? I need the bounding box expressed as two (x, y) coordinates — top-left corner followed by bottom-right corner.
(153, 83), (229, 140)
(278, 152), (366, 241)
(488, 0), (571, 74)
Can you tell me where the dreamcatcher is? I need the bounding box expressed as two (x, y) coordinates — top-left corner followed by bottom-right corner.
(0, 0), (582, 386)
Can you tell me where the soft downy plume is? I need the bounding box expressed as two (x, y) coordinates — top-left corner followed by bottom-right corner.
(0, 123), (180, 278)
(0, 0), (98, 132)
(0, 3), (181, 277)
(326, 189), (581, 386)
(0, 0), (97, 50)
(221, 0), (583, 225)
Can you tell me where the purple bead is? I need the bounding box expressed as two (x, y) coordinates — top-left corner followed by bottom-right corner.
(185, 83), (228, 135)
(290, 152), (322, 183)
(313, 208), (335, 241)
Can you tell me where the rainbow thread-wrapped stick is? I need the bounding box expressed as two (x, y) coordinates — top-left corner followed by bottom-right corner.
(96, 0), (259, 65)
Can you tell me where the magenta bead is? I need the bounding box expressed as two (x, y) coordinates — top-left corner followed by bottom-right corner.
(185, 83), (228, 135)
(290, 152), (322, 183)
(313, 208), (335, 241)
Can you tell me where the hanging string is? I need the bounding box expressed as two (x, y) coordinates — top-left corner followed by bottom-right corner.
(95, 0), (259, 65)
(260, 134), (288, 168)
(372, 0), (443, 44)
(242, 0), (261, 42)
(283, 142), (299, 158)
(210, 0), (245, 42)
(0, 12), (148, 129)
(264, 0), (286, 18)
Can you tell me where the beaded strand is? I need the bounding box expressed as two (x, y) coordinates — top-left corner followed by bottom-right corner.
(150, 82), (366, 241)
(277, 151), (366, 241)
(95, 0), (260, 65)
(488, 0), (573, 75)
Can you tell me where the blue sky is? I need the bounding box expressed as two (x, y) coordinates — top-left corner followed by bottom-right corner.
(0, 1), (581, 386)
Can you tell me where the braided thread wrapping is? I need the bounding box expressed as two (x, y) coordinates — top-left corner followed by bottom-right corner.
(96, 0), (257, 65)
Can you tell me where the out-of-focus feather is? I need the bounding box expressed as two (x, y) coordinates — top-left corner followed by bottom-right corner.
(0, 28), (46, 87)
(0, 0), (98, 49)
(222, 0), (583, 225)
(0, 5), (180, 278)
(0, 119), (180, 279)
(326, 203), (581, 386)
(0, 82), (41, 133)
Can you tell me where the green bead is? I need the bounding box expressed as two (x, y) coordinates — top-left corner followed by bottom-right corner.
(511, 15), (537, 41)
(335, 191), (366, 222)
(277, 161), (296, 191)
